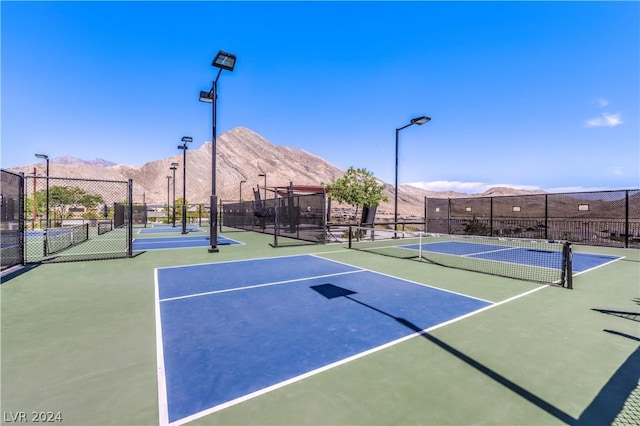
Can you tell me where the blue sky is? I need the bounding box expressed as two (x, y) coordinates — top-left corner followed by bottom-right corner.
(2, 1), (638, 193)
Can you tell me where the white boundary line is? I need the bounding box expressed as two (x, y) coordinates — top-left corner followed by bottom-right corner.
(461, 246), (521, 257)
(572, 254), (625, 276)
(160, 269), (365, 303)
(155, 268), (170, 426)
(133, 236), (245, 251)
(155, 252), (327, 271)
(138, 227), (204, 235)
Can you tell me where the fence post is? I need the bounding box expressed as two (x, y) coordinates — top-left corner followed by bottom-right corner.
(273, 190), (279, 247)
(19, 172), (25, 265)
(544, 194), (548, 240)
(625, 190), (629, 248)
(490, 197), (494, 236)
(127, 179), (133, 258)
(219, 198), (223, 233)
(447, 198), (451, 235)
(424, 196), (427, 232)
(322, 193), (328, 243)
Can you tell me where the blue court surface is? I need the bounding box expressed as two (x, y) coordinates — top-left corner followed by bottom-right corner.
(401, 241), (621, 273)
(155, 254), (493, 424)
(133, 235), (240, 251)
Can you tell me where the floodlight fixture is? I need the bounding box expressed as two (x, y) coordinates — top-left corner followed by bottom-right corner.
(199, 91), (214, 103)
(212, 51), (237, 72)
(411, 116), (431, 125)
(258, 173), (267, 200)
(239, 179), (247, 202)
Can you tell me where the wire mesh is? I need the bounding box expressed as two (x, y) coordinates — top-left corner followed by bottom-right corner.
(24, 175), (132, 263)
(222, 192), (326, 246)
(1, 170), (24, 270)
(426, 190), (640, 248)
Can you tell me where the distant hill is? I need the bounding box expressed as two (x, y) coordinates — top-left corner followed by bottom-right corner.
(52, 156), (117, 167)
(6, 127), (541, 218)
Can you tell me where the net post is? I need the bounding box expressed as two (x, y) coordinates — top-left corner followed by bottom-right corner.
(273, 189), (279, 248)
(419, 231), (423, 260)
(348, 225), (353, 249)
(561, 242), (573, 289)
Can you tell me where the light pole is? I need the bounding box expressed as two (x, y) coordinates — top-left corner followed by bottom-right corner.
(395, 116), (431, 230)
(239, 180), (246, 203)
(35, 153), (49, 231)
(166, 175), (171, 224)
(178, 136), (192, 234)
(170, 162), (178, 227)
(258, 173), (267, 201)
(199, 50), (236, 253)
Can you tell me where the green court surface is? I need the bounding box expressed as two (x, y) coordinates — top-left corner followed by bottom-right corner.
(1, 226), (638, 425)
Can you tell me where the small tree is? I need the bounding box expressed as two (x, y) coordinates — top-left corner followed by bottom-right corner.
(324, 167), (388, 222)
(32, 186), (105, 221)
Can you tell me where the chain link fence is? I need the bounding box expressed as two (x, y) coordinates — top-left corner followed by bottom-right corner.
(23, 175), (133, 263)
(222, 192), (326, 246)
(1, 170), (25, 271)
(426, 189), (640, 248)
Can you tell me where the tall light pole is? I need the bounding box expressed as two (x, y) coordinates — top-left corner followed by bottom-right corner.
(166, 175), (172, 224)
(35, 153), (49, 232)
(170, 162), (178, 227)
(395, 116), (431, 230)
(199, 50), (236, 253)
(178, 136), (192, 234)
(258, 173), (267, 201)
(239, 180), (246, 203)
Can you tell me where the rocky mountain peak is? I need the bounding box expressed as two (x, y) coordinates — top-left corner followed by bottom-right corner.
(6, 126), (545, 218)
(52, 156), (117, 167)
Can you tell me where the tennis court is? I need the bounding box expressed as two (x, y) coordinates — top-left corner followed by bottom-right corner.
(404, 240), (621, 273)
(155, 254), (492, 424)
(1, 228), (638, 425)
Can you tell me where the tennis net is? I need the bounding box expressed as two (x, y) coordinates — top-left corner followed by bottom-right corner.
(46, 224), (90, 255)
(348, 226), (573, 287)
(97, 221), (113, 235)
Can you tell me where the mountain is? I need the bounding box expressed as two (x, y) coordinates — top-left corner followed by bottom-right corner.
(480, 187), (545, 197)
(52, 156), (117, 167)
(6, 127), (540, 219)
